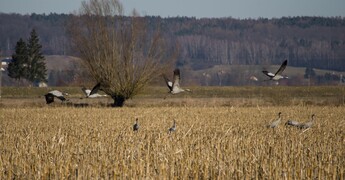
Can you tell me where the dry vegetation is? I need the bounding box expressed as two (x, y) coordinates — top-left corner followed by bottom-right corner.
(1, 86), (345, 108)
(1, 106), (344, 179)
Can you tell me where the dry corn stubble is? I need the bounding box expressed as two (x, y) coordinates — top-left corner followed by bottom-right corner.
(0, 106), (344, 179)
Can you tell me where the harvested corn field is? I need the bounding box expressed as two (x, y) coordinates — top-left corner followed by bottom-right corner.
(1, 106), (344, 179)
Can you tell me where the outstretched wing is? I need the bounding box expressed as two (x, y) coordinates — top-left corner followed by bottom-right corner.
(49, 90), (63, 97)
(90, 83), (101, 96)
(163, 74), (173, 91)
(172, 69), (181, 89)
(56, 96), (66, 102)
(275, 60), (287, 75)
(262, 70), (275, 78)
(44, 93), (54, 104)
(81, 87), (91, 97)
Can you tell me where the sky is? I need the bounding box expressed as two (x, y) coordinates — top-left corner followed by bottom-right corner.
(0, 0), (344, 19)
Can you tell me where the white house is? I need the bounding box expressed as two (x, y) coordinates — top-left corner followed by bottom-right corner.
(1, 57), (12, 71)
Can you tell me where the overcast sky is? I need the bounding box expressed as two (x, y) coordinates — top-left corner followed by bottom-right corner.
(0, 0), (344, 19)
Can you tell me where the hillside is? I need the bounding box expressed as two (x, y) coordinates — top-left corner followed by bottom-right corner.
(42, 55), (345, 86)
(185, 63), (345, 86)
(1, 14), (345, 86)
(2, 55), (344, 86)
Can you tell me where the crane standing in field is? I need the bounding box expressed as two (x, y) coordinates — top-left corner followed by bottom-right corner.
(44, 90), (68, 104)
(262, 60), (288, 81)
(298, 114), (316, 129)
(285, 120), (301, 127)
(168, 120), (176, 133)
(267, 112), (282, 128)
(163, 68), (191, 98)
(133, 118), (139, 132)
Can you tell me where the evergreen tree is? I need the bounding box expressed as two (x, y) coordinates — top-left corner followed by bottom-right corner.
(7, 38), (28, 80)
(8, 29), (47, 84)
(26, 29), (47, 83)
(304, 67), (316, 79)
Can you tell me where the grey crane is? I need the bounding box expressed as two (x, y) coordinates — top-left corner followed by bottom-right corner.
(266, 112), (282, 128)
(44, 90), (68, 104)
(285, 120), (301, 127)
(168, 120), (176, 133)
(262, 60), (288, 81)
(133, 118), (139, 132)
(81, 87), (107, 98)
(163, 69), (191, 96)
(298, 114), (316, 129)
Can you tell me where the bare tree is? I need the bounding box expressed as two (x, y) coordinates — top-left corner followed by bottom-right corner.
(68, 0), (170, 107)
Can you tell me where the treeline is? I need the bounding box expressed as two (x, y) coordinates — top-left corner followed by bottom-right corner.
(1, 13), (345, 71)
(0, 13), (72, 56)
(167, 16), (345, 71)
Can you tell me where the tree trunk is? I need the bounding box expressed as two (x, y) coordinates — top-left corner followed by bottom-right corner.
(111, 95), (126, 107)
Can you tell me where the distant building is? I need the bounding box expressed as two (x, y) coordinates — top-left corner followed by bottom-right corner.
(1, 57), (12, 71)
(34, 81), (48, 87)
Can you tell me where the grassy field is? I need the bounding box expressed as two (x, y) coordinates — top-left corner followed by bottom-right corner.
(0, 86), (344, 178)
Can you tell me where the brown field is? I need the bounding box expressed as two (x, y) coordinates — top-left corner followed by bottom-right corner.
(1, 105), (344, 179)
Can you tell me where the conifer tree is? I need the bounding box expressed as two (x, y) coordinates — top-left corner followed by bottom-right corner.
(304, 67), (316, 79)
(26, 29), (47, 83)
(7, 38), (28, 80)
(8, 29), (47, 84)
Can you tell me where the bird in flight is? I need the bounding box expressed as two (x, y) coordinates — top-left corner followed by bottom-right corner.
(163, 68), (191, 97)
(44, 90), (68, 104)
(81, 87), (107, 98)
(88, 82), (106, 97)
(262, 60), (288, 81)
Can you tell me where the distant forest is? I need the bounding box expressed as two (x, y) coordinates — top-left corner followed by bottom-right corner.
(1, 13), (345, 72)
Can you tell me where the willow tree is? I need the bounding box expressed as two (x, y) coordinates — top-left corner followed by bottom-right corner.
(69, 0), (170, 107)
